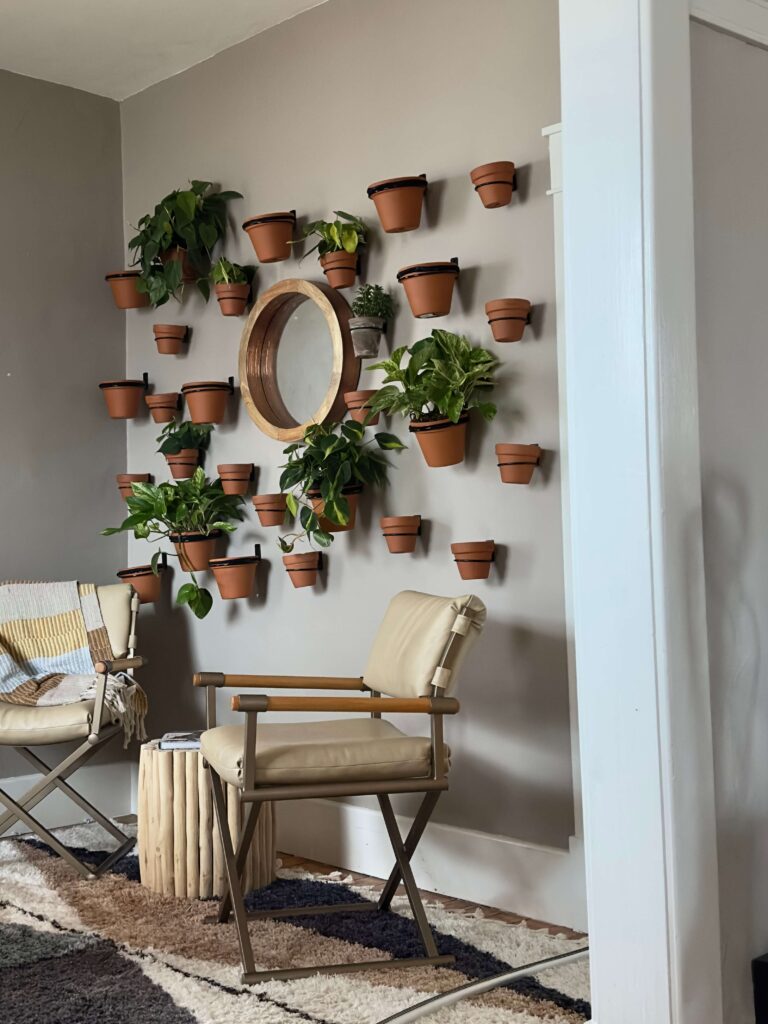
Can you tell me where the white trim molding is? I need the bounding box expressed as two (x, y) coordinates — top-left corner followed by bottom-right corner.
(691, 0), (768, 48)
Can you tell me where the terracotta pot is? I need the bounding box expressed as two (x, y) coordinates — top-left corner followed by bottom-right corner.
(397, 261), (459, 318)
(451, 540), (496, 581)
(116, 564), (166, 604)
(495, 443), (542, 484)
(349, 317), (385, 358)
(217, 463), (253, 495)
(160, 246), (199, 282)
(380, 515), (421, 554)
(166, 449), (199, 480)
(105, 271), (149, 310)
(145, 392), (180, 424)
(214, 282), (250, 317)
(470, 161), (516, 209)
(242, 211), (296, 263)
(367, 175), (427, 233)
(182, 381), (231, 424)
(170, 531), (221, 571)
(252, 493), (287, 527)
(344, 390), (379, 425)
(209, 555), (259, 599)
(409, 414), (468, 468)
(308, 485), (361, 533)
(485, 298), (532, 343)
(99, 380), (146, 419)
(116, 473), (151, 500)
(320, 250), (358, 289)
(153, 323), (188, 355)
(283, 551), (321, 589)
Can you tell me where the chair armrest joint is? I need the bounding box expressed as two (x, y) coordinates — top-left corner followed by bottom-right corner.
(232, 694), (270, 713)
(94, 656), (146, 675)
(194, 672), (226, 688)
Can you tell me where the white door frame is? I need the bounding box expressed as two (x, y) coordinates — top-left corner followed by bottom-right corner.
(558, 1), (723, 1022)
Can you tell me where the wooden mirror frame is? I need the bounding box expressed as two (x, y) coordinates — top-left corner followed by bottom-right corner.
(238, 279), (361, 441)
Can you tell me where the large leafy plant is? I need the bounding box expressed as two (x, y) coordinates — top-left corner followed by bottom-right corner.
(156, 421), (213, 457)
(278, 420), (405, 552)
(301, 211), (367, 258)
(369, 329), (499, 424)
(351, 284), (394, 320)
(129, 180), (242, 307)
(102, 468), (245, 619)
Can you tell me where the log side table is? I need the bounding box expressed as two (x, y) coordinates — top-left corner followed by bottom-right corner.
(137, 740), (276, 899)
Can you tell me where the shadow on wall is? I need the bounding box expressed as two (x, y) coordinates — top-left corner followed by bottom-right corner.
(137, 588), (201, 738)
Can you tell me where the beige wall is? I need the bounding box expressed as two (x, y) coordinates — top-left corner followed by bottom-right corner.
(119, 0), (571, 847)
(692, 21), (768, 1024)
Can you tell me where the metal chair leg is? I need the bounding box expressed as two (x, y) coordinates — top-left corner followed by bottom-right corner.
(0, 788), (95, 879)
(378, 790), (440, 911)
(217, 801), (262, 923)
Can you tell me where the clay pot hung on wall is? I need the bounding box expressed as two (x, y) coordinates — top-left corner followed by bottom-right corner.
(409, 413), (468, 468)
(214, 283), (250, 317)
(182, 380), (233, 424)
(320, 251), (358, 289)
(344, 390), (379, 425)
(166, 449), (199, 480)
(380, 515), (421, 554)
(367, 175), (428, 233)
(209, 552), (260, 599)
(153, 324), (188, 355)
(397, 259), (459, 318)
(495, 443), (542, 485)
(170, 530), (222, 572)
(217, 463), (254, 495)
(99, 378), (148, 419)
(283, 551), (322, 589)
(451, 540), (496, 581)
(485, 298), (532, 343)
(160, 245), (198, 282)
(145, 392), (180, 424)
(116, 473), (151, 500)
(470, 161), (517, 208)
(252, 493), (287, 527)
(349, 316), (385, 358)
(116, 562), (167, 604)
(105, 271), (149, 310)
(242, 211), (296, 263)
(308, 484), (362, 533)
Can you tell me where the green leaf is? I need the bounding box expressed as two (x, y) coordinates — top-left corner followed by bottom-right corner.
(150, 550), (162, 575)
(278, 536), (295, 553)
(189, 587), (213, 619)
(314, 530), (333, 548)
(176, 583), (197, 606)
(285, 493), (299, 518)
(374, 432), (406, 450)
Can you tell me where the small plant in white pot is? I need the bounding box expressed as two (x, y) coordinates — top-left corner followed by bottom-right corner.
(349, 284), (394, 358)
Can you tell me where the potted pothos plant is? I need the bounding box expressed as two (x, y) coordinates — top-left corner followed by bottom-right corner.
(102, 468), (245, 618)
(300, 211), (367, 289)
(128, 180), (242, 307)
(210, 257), (254, 316)
(369, 329), (498, 467)
(156, 420), (213, 479)
(349, 284), (394, 358)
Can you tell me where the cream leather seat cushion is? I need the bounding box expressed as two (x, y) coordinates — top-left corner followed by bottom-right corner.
(201, 718), (447, 787)
(0, 701), (119, 746)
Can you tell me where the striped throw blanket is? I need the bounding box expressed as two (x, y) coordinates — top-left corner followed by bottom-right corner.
(0, 581), (147, 745)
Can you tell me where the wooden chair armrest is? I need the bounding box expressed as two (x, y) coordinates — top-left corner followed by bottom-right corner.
(193, 673), (365, 690)
(95, 656), (146, 674)
(231, 695), (460, 715)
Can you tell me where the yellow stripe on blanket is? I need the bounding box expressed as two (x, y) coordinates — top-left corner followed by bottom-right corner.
(0, 608), (89, 662)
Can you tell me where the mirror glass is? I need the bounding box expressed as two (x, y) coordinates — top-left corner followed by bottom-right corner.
(275, 298), (335, 423)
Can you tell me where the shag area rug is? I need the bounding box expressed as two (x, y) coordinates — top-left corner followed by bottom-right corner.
(0, 823), (590, 1023)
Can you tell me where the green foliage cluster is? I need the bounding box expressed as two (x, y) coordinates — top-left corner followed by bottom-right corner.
(156, 421), (213, 456)
(210, 256), (252, 286)
(301, 211), (367, 258)
(350, 284), (394, 320)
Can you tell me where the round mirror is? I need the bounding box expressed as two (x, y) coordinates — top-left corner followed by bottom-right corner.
(239, 279), (360, 441)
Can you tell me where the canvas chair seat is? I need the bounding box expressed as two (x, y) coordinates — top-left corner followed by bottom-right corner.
(0, 699), (120, 746)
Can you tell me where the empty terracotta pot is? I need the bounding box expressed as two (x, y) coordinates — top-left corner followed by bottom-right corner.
(182, 381), (232, 424)
(170, 530), (221, 571)
(214, 282), (250, 316)
(116, 473), (151, 500)
(470, 162), (516, 208)
(99, 380), (146, 419)
(209, 555), (259, 599)
(153, 324), (188, 355)
(145, 393), (180, 424)
(252, 493), (287, 527)
(217, 463), (254, 495)
(349, 316), (385, 358)
(409, 414), (468, 468)
(381, 515), (421, 554)
(485, 298), (532, 343)
(160, 246), (198, 282)
(242, 211), (296, 263)
(308, 485), (361, 533)
(105, 271), (149, 310)
(116, 564), (166, 604)
(367, 175), (427, 233)
(451, 540), (495, 581)
(166, 449), (199, 480)
(496, 443), (542, 484)
(344, 390), (379, 425)
(397, 260), (459, 318)
(283, 551), (321, 589)
(320, 251), (358, 289)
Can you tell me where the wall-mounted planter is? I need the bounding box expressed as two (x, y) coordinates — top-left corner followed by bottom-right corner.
(242, 211), (296, 263)
(145, 392), (180, 424)
(485, 298), (532, 343)
(397, 260), (459, 318)
(161, 245), (197, 282)
(116, 560), (167, 604)
(252, 493), (287, 527)
(283, 551), (322, 589)
(214, 283), (250, 317)
(153, 324), (188, 355)
(451, 540), (495, 580)
(210, 548), (260, 599)
(409, 413), (468, 468)
(166, 449), (199, 480)
(217, 463), (254, 495)
(170, 530), (221, 571)
(308, 484), (362, 533)
(99, 377), (148, 419)
(380, 515), (421, 554)
(470, 161), (516, 208)
(367, 175), (427, 233)
(320, 251), (358, 289)
(349, 316), (385, 358)
(182, 379), (234, 424)
(105, 271), (149, 310)
(116, 473), (151, 500)
(496, 443), (542, 484)
(344, 390), (380, 425)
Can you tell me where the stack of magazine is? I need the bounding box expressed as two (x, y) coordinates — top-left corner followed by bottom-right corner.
(158, 730), (202, 750)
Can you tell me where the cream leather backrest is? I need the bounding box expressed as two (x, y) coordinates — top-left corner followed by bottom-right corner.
(96, 584), (133, 658)
(363, 590), (486, 699)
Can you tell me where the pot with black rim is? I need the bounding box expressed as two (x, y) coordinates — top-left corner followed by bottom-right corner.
(209, 552), (260, 599)
(307, 484), (362, 533)
(214, 283), (250, 316)
(170, 530), (221, 571)
(496, 443), (542, 484)
(451, 540), (495, 581)
(380, 515), (421, 554)
(116, 563), (167, 604)
(153, 324), (188, 355)
(217, 463), (254, 496)
(145, 393), (180, 424)
(242, 211), (296, 263)
(470, 161), (516, 208)
(409, 413), (468, 468)
(99, 379), (147, 419)
(344, 390), (379, 425)
(182, 380), (232, 424)
(166, 449), (199, 480)
(283, 551), (321, 589)
(116, 473), (151, 500)
(367, 175), (427, 233)
(397, 260), (459, 318)
(485, 298), (532, 343)
(252, 493), (287, 527)
(105, 271), (149, 310)
(320, 251), (358, 289)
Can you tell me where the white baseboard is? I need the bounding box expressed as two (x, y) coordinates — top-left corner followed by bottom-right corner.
(277, 798), (588, 932)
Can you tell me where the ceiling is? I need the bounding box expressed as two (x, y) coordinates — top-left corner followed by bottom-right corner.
(0, 0), (328, 101)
